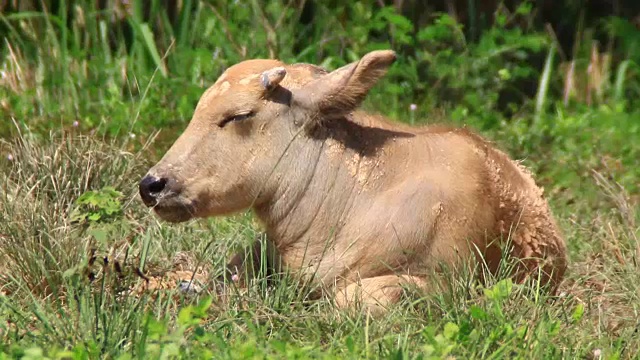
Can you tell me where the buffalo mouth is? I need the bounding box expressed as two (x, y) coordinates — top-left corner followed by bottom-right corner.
(150, 197), (197, 223)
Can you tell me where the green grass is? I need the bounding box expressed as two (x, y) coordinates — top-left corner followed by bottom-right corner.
(3, 109), (638, 359)
(1, 2), (640, 359)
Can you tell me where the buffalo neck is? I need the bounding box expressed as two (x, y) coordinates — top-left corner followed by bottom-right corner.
(253, 114), (396, 256)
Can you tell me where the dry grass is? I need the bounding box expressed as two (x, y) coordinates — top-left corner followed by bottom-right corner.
(0, 124), (638, 358)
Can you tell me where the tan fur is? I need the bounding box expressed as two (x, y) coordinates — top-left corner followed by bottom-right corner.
(142, 50), (567, 314)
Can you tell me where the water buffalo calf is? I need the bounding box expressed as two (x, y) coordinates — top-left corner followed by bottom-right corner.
(139, 50), (567, 313)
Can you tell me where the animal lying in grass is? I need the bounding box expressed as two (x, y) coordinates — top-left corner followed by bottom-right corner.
(139, 50), (567, 313)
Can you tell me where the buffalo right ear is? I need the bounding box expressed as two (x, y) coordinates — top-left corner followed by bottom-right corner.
(292, 50), (396, 120)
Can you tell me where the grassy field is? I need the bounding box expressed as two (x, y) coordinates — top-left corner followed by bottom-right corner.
(1, 2), (640, 359)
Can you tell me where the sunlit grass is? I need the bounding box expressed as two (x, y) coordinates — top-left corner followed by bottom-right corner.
(1, 2), (640, 358)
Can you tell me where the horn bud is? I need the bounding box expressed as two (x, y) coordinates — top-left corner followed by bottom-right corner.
(261, 67), (286, 91)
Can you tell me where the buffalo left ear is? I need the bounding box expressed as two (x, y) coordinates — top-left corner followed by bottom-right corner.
(292, 50), (396, 118)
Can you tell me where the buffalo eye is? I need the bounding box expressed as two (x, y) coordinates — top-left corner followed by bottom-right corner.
(218, 111), (255, 128)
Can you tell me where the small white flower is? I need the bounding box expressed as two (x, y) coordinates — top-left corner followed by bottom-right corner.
(129, 133), (136, 139)
(72, 121), (79, 127)
(409, 103), (417, 111)
(7, 154), (13, 161)
(592, 349), (602, 359)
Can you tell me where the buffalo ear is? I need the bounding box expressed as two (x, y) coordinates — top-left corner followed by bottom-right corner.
(292, 50), (396, 118)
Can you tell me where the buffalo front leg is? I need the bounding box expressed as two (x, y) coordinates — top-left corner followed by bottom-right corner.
(217, 234), (281, 288)
(334, 275), (426, 315)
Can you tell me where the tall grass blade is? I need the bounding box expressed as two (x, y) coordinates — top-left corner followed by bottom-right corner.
(140, 23), (168, 77)
(614, 59), (632, 104)
(535, 43), (556, 124)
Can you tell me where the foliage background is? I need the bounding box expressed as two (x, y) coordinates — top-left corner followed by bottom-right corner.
(0, 0), (639, 358)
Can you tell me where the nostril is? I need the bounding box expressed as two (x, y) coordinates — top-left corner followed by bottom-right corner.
(148, 178), (167, 194)
(139, 175), (169, 206)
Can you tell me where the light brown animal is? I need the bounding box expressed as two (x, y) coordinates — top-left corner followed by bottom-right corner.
(139, 50), (567, 314)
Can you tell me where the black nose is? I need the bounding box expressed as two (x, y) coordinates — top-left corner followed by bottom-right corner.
(139, 175), (167, 206)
